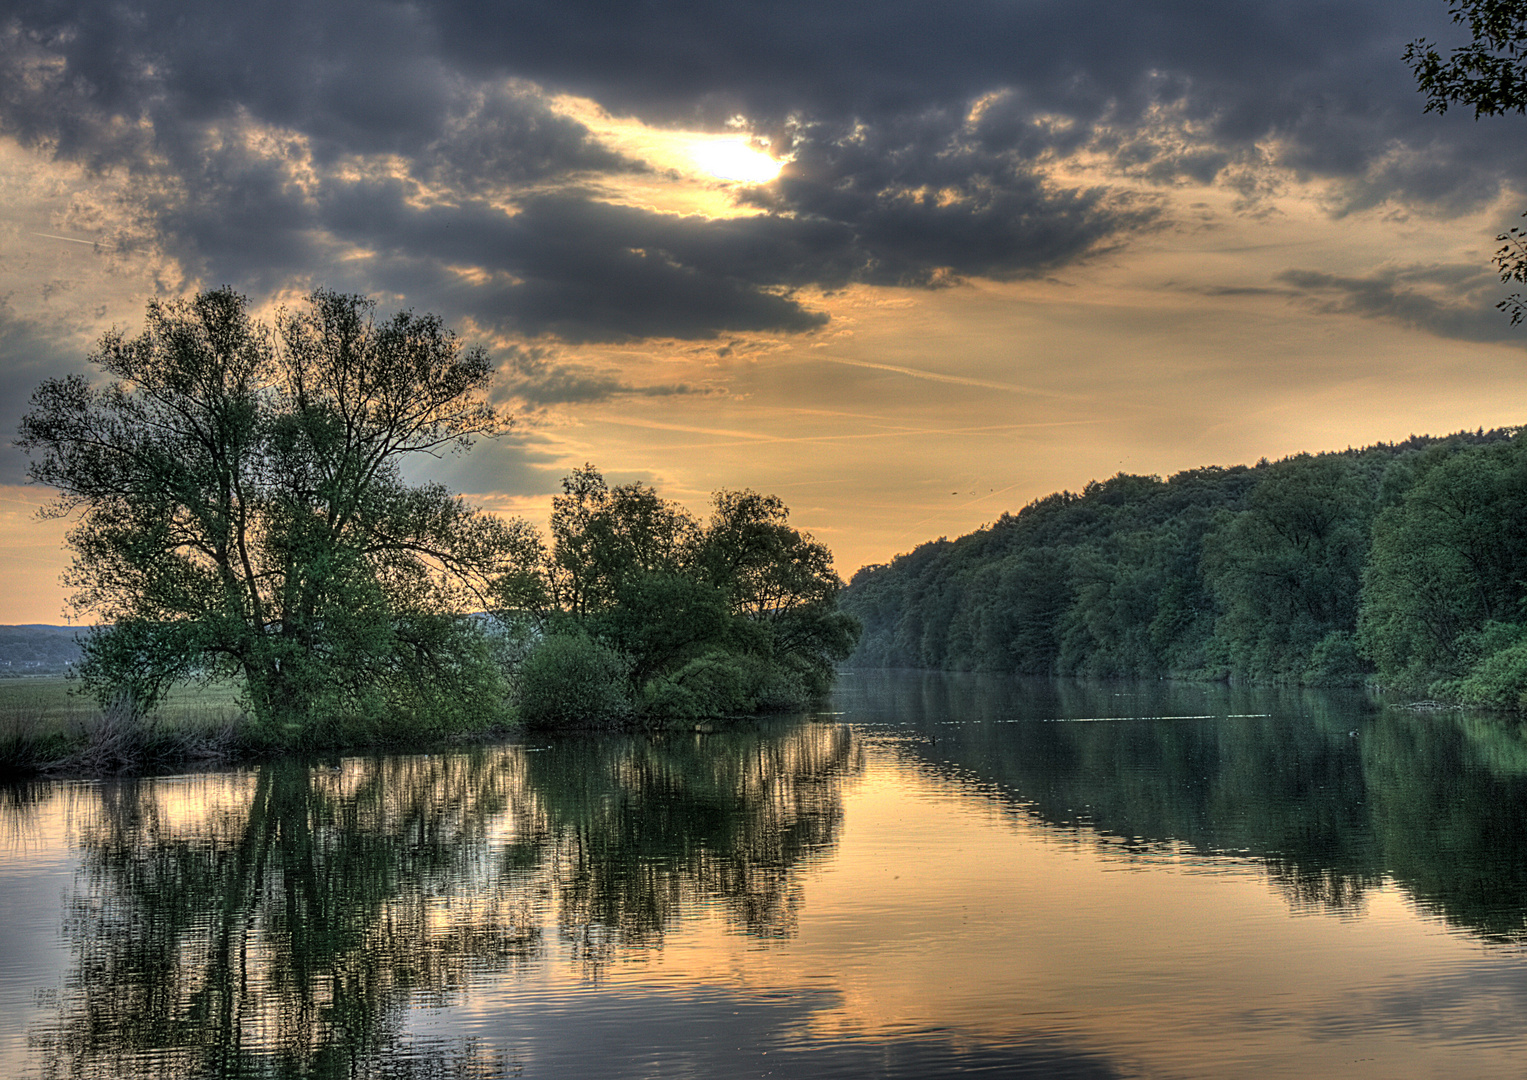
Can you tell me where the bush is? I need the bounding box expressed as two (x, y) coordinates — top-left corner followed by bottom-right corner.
(1457, 625), (1527, 710)
(516, 634), (633, 729)
(639, 652), (808, 721)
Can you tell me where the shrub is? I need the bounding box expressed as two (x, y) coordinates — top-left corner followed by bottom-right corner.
(516, 634), (633, 729)
(1457, 625), (1527, 710)
(639, 652), (808, 721)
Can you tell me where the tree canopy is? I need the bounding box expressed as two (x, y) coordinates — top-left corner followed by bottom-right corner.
(841, 429), (1527, 705)
(18, 287), (524, 740)
(18, 288), (862, 739)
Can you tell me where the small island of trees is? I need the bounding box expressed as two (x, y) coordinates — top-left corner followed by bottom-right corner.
(13, 288), (858, 756)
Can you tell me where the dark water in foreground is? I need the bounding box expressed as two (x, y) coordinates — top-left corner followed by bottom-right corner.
(5, 672), (1527, 1078)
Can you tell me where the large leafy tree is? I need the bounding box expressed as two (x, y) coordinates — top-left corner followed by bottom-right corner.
(545, 464), (699, 616)
(1407, 0), (1527, 322)
(695, 488), (859, 690)
(18, 287), (523, 737)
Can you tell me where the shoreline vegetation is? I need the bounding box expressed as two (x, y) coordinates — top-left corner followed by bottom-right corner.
(0, 633), (842, 778)
(6, 288), (859, 776)
(10, 288), (1526, 779)
(0, 452), (865, 775)
(842, 426), (1527, 711)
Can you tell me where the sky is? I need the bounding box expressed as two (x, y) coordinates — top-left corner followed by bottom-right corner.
(2, 0), (1527, 623)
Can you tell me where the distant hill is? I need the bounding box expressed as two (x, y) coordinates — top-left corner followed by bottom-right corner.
(0, 625), (84, 675)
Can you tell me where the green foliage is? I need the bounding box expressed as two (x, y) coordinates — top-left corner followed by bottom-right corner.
(844, 463), (1262, 678)
(587, 573), (732, 687)
(843, 429), (1527, 705)
(640, 652), (807, 720)
(1456, 625), (1527, 709)
(505, 468), (859, 727)
(1359, 437), (1527, 692)
(768, 606), (863, 694)
(1202, 454), (1377, 682)
(18, 293), (860, 743)
(1304, 631), (1367, 687)
(515, 633), (633, 729)
(545, 465), (699, 615)
(17, 288), (526, 744)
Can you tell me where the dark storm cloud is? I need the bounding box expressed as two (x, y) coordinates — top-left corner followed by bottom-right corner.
(0, 0), (628, 174)
(748, 113), (1151, 285)
(479, 187), (1142, 338)
(1276, 265), (1523, 345)
(297, 186), (839, 341)
(139, 150), (1133, 341)
(2, 0), (1518, 341)
(431, 0), (1524, 199)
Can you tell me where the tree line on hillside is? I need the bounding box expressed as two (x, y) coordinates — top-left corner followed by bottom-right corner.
(14, 288), (856, 751)
(841, 428), (1527, 708)
(0, 626), (83, 675)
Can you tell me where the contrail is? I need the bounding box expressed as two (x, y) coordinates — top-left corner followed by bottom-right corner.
(31, 232), (101, 247)
(601, 415), (1098, 448)
(814, 354), (1071, 399)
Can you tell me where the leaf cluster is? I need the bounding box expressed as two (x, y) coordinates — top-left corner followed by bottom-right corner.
(1406, 0), (1527, 119)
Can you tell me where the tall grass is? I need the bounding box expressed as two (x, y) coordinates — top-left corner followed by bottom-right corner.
(0, 677), (246, 775)
(0, 675), (517, 775)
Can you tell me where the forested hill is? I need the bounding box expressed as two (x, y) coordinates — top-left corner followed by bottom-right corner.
(841, 427), (1527, 706)
(0, 625), (82, 675)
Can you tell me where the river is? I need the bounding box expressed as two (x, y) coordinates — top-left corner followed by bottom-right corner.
(3, 670), (1527, 1078)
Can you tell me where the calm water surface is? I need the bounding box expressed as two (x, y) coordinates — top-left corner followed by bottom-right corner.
(4, 671), (1527, 1078)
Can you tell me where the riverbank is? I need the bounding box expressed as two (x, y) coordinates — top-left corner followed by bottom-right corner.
(0, 676), (534, 778)
(0, 676), (249, 776)
(0, 675), (794, 778)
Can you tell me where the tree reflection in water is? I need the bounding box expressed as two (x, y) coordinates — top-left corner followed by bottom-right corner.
(839, 671), (1527, 943)
(22, 720), (858, 1078)
(530, 723), (856, 969)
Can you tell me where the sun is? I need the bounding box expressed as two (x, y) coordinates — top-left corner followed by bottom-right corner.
(690, 138), (783, 183)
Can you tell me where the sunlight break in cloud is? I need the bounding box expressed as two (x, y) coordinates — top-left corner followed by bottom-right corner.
(689, 138), (783, 184)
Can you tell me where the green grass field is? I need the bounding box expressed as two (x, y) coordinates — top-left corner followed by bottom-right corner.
(0, 676), (244, 729)
(0, 677), (248, 772)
